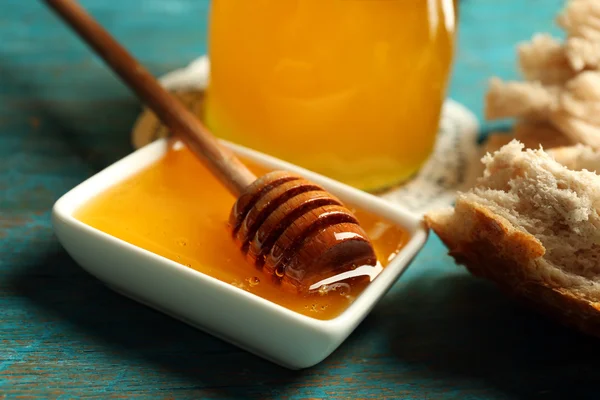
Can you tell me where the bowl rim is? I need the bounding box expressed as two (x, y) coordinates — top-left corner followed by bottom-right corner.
(52, 138), (429, 332)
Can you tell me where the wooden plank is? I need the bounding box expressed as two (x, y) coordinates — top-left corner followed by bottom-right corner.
(2, 0), (597, 398)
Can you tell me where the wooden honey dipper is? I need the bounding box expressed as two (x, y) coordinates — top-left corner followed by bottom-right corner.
(45, 0), (378, 292)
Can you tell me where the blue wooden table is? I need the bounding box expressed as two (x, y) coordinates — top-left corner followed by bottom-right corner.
(2, 1), (597, 398)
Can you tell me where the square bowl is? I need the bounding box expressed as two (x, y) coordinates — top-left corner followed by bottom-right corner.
(52, 138), (428, 369)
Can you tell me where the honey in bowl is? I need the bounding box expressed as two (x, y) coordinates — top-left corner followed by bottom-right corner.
(74, 143), (410, 320)
(204, 0), (456, 191)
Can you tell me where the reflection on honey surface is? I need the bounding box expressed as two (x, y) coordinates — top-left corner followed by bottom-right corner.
(75, 143), (410, 320)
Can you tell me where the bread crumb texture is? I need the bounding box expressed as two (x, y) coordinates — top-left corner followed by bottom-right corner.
(484, 0), (600, 152)
(426, 140), (600, 337)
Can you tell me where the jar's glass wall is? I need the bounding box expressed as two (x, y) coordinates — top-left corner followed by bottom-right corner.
(204, 0), (457, 192)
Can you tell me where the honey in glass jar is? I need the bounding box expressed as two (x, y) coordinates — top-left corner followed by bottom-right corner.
(204, 0), (456, 192)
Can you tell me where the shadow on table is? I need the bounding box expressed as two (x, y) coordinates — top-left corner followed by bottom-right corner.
(380, 271), (600, 400)
(11, 248), (307, 398)
(2, 57), (330, 398)
(0, 59), (136, 173)
(15, 246), (600, 399)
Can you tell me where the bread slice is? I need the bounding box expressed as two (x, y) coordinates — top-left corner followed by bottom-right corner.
(548, 144), (600, 172)
(424, 140), (600, 337)
(485, 71), (600, 150)
(483, 121), (573, 156)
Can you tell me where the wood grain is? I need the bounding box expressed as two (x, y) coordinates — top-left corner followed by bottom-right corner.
(44, 0), (256, 197)
(230, 171), (376, 292)
(3, 0), (600, 399)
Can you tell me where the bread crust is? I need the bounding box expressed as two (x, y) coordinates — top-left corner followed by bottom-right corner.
(425, 199), (600, 338)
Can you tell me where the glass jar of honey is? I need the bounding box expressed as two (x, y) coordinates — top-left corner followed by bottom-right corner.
(204, 0), (457, 192)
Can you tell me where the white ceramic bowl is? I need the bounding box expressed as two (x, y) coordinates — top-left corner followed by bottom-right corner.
(52, 139), (428, 369)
